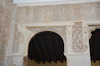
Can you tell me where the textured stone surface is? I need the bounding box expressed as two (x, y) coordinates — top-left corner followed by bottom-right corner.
(89, 25), (100, 39)
(1, 1), (100, 66)
(95, 2), (100, 19)
(12, 25), (20, 53)
(72, 22), (83, 52)
(15, 2), (100, 24)
(27, 26), (67, 45)
(0, 0), (13, 66)
(72, 22), (88, 53)
(16, 22), (91, 66)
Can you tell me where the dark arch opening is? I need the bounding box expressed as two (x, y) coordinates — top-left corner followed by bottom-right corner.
(89, 29), (100, 63)
(28, 31), (66, 64)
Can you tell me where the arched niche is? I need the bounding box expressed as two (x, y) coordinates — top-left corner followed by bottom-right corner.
(20, 26), (68, 57)
(89, 28), (100, 62)
(28, 31), (66, 63)
(21, 26), (68, 66)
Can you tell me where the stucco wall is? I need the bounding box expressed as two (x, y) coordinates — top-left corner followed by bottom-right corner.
(0, 1), (100, 66)
(15, 2), (100, 24)
(14, 2), (100, 55)
(0, 0), (13, 66)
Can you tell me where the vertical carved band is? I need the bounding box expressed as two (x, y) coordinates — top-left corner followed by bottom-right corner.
(72, 22), (88, 53)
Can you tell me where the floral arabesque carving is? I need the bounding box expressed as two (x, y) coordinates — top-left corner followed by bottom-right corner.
(72, 22), (88, 53)
(27, 26), (67, 45)
(89, 25), (100, 39)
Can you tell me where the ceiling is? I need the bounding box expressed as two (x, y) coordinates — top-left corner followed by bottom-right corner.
(28, 31), (66, 63)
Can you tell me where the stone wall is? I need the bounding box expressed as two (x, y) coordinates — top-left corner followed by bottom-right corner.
(0, 0), (13, 66)
(0, 1), (100, 66)
(14, 2), (100, 56)
(15, 2), (100, 24)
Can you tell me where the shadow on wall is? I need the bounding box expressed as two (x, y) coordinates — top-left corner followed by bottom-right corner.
(27, 58), (66, 66)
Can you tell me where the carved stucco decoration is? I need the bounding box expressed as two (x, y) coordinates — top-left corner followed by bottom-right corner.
(27, 26), (66, 42)
(14, 22), (91, 58)
(16, 21), (89, 56)
(17, 23), (72, 56)
(89, 25), (100, 39)
(12, 21), (91, 66)
(27, 26), (67, 55)
(72, 22), (88, 53)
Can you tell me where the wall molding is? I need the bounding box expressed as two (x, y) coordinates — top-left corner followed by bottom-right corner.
(13, 0), (100, 6)
(16, 20), (100, 26)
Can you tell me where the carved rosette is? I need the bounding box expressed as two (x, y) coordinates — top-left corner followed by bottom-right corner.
(72, 22), (88, 53)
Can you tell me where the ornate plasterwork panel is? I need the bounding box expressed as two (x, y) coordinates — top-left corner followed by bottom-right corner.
(16, 22), (74, 57)
(72, 22), (88, 53)
(27, 26), (66, 42)
(11, 21), (91, 66)
(89, 25), (100, 39)
(13, 21), (90, 57)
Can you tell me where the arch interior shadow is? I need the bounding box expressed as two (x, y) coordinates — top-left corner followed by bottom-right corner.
(89, 29), (100, 63)
(28, 31), (66, 63)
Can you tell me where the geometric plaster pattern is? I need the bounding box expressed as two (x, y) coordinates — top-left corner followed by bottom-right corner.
(72, 22), (88, 53)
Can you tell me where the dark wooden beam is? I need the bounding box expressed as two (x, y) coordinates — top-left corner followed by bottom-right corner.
(36, 37), (50, 63)
(29, 45), (40, 63)
(57, 36), (65, 63)
(45, 37), (56, 62)
(55, 36), (64, 63)
(33, 39), (44, 63)
(28, 31), (66, 63)
(41, 37), (51, 63)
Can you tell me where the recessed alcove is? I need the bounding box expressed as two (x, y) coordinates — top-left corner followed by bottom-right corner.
(89, 29), (100, 66)
(27, 31), (66, 66)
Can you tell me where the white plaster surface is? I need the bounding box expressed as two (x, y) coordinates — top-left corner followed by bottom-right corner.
(67, 55), (91, 66)
(13, 56), (23, 65)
